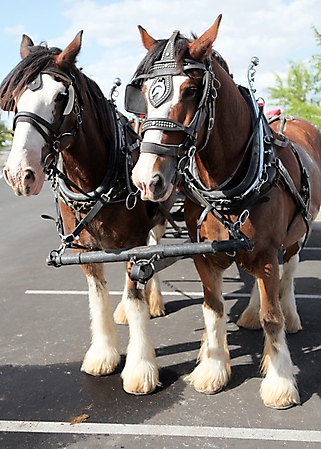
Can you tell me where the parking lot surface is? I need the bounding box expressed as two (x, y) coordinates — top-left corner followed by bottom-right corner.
(0, 180), (320, 448)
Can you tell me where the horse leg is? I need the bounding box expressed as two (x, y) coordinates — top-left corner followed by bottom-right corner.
(236, 278), (261, 329)
(186, 257), (231, 393)
(113, 270), (129, 325)
(113, 224), (165, 324)
(257, 257), (300, 408)
(238, 242), (302, 332)
(145, 224), (165, 317)
(121, 263), (159, 394)
(80, 263), (120, 375)
(279, 243), (302, 333)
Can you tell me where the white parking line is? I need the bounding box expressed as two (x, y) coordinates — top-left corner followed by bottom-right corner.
(25, 290), (321, 300)
(0, 420), (321, 442)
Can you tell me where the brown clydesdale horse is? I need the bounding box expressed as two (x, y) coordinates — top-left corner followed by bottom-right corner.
(126, 15), (321, 407)
(0, 32), (173, 394)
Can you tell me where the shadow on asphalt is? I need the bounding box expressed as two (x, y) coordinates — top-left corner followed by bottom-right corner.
(0, 357), (185, 424)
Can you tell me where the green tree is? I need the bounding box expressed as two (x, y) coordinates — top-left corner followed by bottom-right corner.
(0, 117), (12, 149)
(266, 27), (321, 129)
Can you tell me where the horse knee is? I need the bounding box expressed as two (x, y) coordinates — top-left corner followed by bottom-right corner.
(260, 314), (284, 340)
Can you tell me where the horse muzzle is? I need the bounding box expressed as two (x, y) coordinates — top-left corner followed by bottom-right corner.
(132, 151), (176, 202)
(3, 165), (44, 196)
(148, 172), (174, 201)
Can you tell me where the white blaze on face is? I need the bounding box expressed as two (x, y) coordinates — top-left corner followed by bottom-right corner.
(132, 75), (187, 200)
(4, 75), (65, 195)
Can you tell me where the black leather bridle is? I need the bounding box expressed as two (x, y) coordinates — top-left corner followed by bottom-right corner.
(125, 30), (218, 157)
(13, 67), (82, 171)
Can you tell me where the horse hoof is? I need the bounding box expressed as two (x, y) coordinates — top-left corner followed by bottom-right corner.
(267, 402), (298, 410)
(81, 346), (120, 376)
(124, 387), (156, 395)
(195, 386), (223, 395)
(123, 381), (160, 395)
(149, 308), (165, 318)
(81, 361), (118, 376)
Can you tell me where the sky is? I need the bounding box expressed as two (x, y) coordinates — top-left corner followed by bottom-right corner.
(0, 0), (320, 125)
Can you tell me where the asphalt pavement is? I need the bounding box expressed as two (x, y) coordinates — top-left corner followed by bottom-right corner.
(0, 176), (320, 449)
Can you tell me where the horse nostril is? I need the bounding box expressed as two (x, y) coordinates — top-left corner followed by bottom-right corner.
(24, 169), (35, 183)
(150, 174), (164, 192)
(3, 168), (8, 182)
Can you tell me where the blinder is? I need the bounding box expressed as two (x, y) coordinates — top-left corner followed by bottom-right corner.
(125, 30), (179, 117)
(63, 84), (75, 115)
(27, 73), (42, 91)
(124, 82), (147, 116)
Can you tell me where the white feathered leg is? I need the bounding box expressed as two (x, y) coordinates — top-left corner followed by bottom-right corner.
(81, 266), (120, 375)
(237, 279), (261, 329)
(186, 302), (231, 394)
(279, 253), (302, 333)
(121, 277), (159, 394)
(260, 329), (300, 408)
(257, 264), (300, 409)
(113, 224), (165, 324)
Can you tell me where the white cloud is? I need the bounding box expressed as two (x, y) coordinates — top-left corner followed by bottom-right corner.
(4, 25), (25, 37)
(1, 0), (320, 114)
(55, 0), (320, 112)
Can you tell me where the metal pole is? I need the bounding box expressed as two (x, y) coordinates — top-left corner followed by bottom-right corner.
(47, 238), (253, 268)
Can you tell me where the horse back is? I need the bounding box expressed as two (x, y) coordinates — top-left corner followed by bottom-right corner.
(270, 116), (321, 220)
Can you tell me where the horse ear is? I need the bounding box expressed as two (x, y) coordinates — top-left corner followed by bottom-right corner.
(138, 25), (157, 50)
(56, 31), (83, 68)
(20, 34), (34, 59)
(189, 14), (222, 61)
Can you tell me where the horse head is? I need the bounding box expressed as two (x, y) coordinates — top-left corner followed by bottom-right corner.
(1, 31), (83, 196)
(129, 15), (222, 202)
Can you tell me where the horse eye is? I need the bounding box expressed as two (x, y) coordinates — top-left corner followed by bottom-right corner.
(182, 87), (197, 100)
(56, 92), (66, 102)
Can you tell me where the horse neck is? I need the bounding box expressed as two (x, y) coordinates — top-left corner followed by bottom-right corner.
(196, 62), (252, 189)
(62, 88), (113, 192)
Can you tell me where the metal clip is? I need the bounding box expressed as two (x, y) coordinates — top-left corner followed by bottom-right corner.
(46, 244), (67, 267)
(130, 256), (157, 288)
(187, 145), (196, 158)
(61, 232), (79, 244)
(255, 169), (268, 191)
(74, 103), (83, 125)
(232, 209), (250, 232)
(126, 190), (138, 210)
(208, 117), (214, 130)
